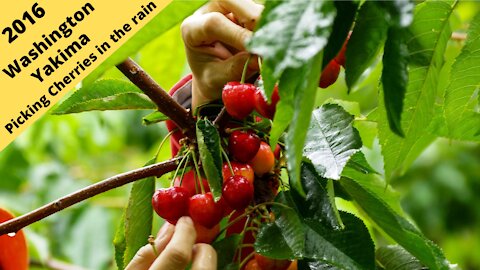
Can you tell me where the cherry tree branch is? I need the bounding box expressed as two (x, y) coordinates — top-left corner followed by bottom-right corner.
(117, 58), (197, 140)
(0, 157), (182, 236)
(213, 107), (231, 134)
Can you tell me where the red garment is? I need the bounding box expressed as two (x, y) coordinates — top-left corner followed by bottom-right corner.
(167, 74), (193, 157)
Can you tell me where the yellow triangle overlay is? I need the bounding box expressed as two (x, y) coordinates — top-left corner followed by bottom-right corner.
(0, 0), (173, 151)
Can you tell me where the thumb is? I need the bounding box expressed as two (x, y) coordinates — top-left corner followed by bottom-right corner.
(220, 52), (259, 83)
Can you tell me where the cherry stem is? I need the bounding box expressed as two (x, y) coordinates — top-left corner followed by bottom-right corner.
(155, 129), (176, 161)
(171, 150), (190, 186)
(237, 216), (252, 264)
(245, 226), (259, 233)
(148, 235), (159, 257)
(238, 247), (255, 269)
(221, 148), (235, 175)
(178, 154), (191, 187)
(0, 157), (182, 235)
(191, 151), (205, 194)
(257, 57), (262, 70)
(240, 55), (252, 84)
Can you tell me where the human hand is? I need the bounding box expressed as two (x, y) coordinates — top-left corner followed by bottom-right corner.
(181, 0), (263, 110)
(126, 217), (217, 270)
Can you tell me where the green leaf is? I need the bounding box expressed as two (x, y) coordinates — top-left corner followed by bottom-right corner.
(346, 1), (388, 88)
(142, 111), (168, 126)
(303, 104), (362, 180)
(113, 214), (126, 270)
(340, 168), (449, 269)
(248, 0), (335, 96)
(381, 27), (409, 137)
(196, 119), (223, 201)
(285, 53), (324, 197)
(291, 162), (342, 229)
(346, 152), (378, 175)
(52, 79), (155, 115)
(303, 212), (375, 270)
(377, 0), (456, 180)
(255, 221), (295, 259)
(251, 0), (336, 155)
(255, 192), (305, 259)
(322, 1), (358, 68)
(114, 158), (156, 268)
(298, 260), (337, 270)
(376, 245), (425, 270)
(433, 12), (480, 141)
(84, 0), (206, 85)
(212, 235), (242, 270)
(269, 68), (296, 149)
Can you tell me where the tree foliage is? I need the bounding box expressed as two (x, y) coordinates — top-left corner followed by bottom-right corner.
(5, 0), (480, 269)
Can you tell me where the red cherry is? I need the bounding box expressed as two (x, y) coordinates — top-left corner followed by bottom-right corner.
(222, 175), (254, 210)
(222, 82), (256, 119)
(152, 187), (189, 224)
(245, 259), (262, 270)
(319, 60), (341, 89)
(222, 161), (255, 184)
(0, 208), (28, 270)
(218, 196), (235, 217)
(255, 253), (292, 270)
(229, 130), (261, 163)
(254, 86), (280, 119)
(250, 142), (275, 176)
(273, 144), (281, 160)
(194, 223), (220, 244)
(333, 33), (350, 68)
(226, 210), (248, 236)
(287, 260), (298, 270)
(173, 170), (210, 197)
(334, 44), (347, 68)
(188, 192), (224, 228)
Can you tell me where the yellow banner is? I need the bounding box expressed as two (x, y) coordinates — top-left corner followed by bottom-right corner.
(0, 0), (172, 151)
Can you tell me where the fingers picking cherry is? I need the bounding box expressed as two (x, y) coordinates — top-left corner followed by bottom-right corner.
(229, 130), (261, 163)
(222, 175), (254, 210)
(152, 187), (189, 224)
(188, 192), (224, 228)
(222, 82), (256, 120)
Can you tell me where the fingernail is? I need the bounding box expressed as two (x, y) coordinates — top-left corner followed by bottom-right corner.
(180, 216), (193, 226)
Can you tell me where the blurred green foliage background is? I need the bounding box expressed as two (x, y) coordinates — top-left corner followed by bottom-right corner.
(0, 2), (479, 270)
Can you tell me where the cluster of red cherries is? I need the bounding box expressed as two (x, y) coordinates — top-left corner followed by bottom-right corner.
(151, 37), (349, 269)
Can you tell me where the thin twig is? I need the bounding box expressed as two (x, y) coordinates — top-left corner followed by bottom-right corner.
(213, 107), (231, 137)
(117, 58), (197, 140)
(0, 157), (182, 236)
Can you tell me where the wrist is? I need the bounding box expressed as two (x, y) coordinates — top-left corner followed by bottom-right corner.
(192, 79), (215, 112)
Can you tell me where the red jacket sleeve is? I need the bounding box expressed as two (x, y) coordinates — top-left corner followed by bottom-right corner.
(167, 74), (193, 157)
